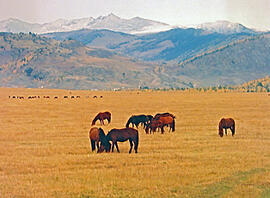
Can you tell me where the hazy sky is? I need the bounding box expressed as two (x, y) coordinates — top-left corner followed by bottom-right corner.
(0, 0), (269, 30)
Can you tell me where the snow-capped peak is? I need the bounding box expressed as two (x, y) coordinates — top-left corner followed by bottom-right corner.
(197, 20), (255, 34)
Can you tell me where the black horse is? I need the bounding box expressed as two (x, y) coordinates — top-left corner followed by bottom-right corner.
(126, 114), (152, 128)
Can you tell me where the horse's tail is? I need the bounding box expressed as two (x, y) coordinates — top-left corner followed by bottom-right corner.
(231, 120), (236, 136)
(134, 131), (139, 153)
(172, 119), (175, 132)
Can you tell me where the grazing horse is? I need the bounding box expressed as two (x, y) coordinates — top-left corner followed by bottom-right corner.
(92, 111), (111, 126)
(89, 127), (108, 152)
(100, 128), (139, 153)
(125, 114), (150, 128)
(146, 113), (175, 134)
(218, 118), (235, 137)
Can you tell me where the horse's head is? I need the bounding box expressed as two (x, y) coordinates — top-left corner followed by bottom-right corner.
(219, 128), (224, 137)
(99, 141), (111, 153)
(98, 128), (111, 152)
(145, 123), (150, 134)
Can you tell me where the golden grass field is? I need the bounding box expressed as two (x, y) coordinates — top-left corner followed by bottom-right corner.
(0, 88), (269, 198)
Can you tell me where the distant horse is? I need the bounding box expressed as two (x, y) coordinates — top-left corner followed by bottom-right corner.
(146, 114), (175, 134)
(126, 114), (150, 128)
(100, 128), (139, 153)
(92, 111), (111, 126)
(89, 127), (107, 153)
(218, 118), (235, 137)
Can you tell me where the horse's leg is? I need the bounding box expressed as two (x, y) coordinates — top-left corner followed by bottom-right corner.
(225, 128), (227, 136)
(96, 141), (100, 153)
(161, 126), (164, 134)
(230, 127), (234, 136)
(115, 142), (120, 153)
(129, 139), (133, 153)
(134, 140), (138, 153)
(111, 142), (115, 152)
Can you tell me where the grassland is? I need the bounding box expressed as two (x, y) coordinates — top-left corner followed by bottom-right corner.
(0, 88), (269, 197)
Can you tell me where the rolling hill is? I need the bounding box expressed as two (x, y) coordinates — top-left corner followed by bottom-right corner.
(169, 33), (270, 86)
(0, 31), (270, 89)
(44, 27), (259, 63)
(0, 32), (160, 89)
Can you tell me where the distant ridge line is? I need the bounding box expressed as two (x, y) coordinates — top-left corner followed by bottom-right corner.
(178, 33), (268, 66)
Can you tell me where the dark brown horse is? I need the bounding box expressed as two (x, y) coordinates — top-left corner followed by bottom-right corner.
(100, 128), (139, 153)
(219, 118), (235, 137)
(92, 111), (111, 126)
(89, 127), (108, 153)
(126, 114), (151, 129)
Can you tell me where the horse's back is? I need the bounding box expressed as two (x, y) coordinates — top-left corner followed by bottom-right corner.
(220, 118), (235, 127)
(157, 115), (174, 124)
(108, 128), (138, 141)
(89, 127), (100, 141)
(104, 111), (111, 116)
(154, 112), (175, 119)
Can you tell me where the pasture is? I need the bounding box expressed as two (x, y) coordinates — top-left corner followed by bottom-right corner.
(0, 88), (269, 198)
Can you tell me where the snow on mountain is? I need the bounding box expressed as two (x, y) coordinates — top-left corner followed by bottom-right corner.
(0, 14), (172, 34)
(197, 20), (255, 34)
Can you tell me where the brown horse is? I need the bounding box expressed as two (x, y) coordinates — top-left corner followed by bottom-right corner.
(145, 119), (163, 134)
(92, 111), (111, 126)
(145, 115), (175, 134)
(219, 118), (235, 137)
(146, 113), (175, 133)
(100, 128), (139, 153)
(89, 127), (108, 152)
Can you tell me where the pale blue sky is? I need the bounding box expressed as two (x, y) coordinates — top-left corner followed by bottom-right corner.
(0, 0), (269, 30)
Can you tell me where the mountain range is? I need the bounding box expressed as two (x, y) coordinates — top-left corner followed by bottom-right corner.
(0, 14), (172, 35)
(0, 14), (269, 89)
(0, 14), (263, 35)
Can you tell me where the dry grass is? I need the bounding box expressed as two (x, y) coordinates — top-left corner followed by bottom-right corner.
(0, 88), (269, 198)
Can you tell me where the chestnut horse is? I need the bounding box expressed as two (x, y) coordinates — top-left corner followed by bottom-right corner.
(89, 127), (107, 152)
(145, 115), (175, 134)
(92, 111), (111, 126)
(100, 128), (139, 153)
(218, 118), (235, 137)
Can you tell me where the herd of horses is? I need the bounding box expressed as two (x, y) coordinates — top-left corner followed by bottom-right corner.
(9, 95), (103, 99)
(89, 111), (235, 153)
